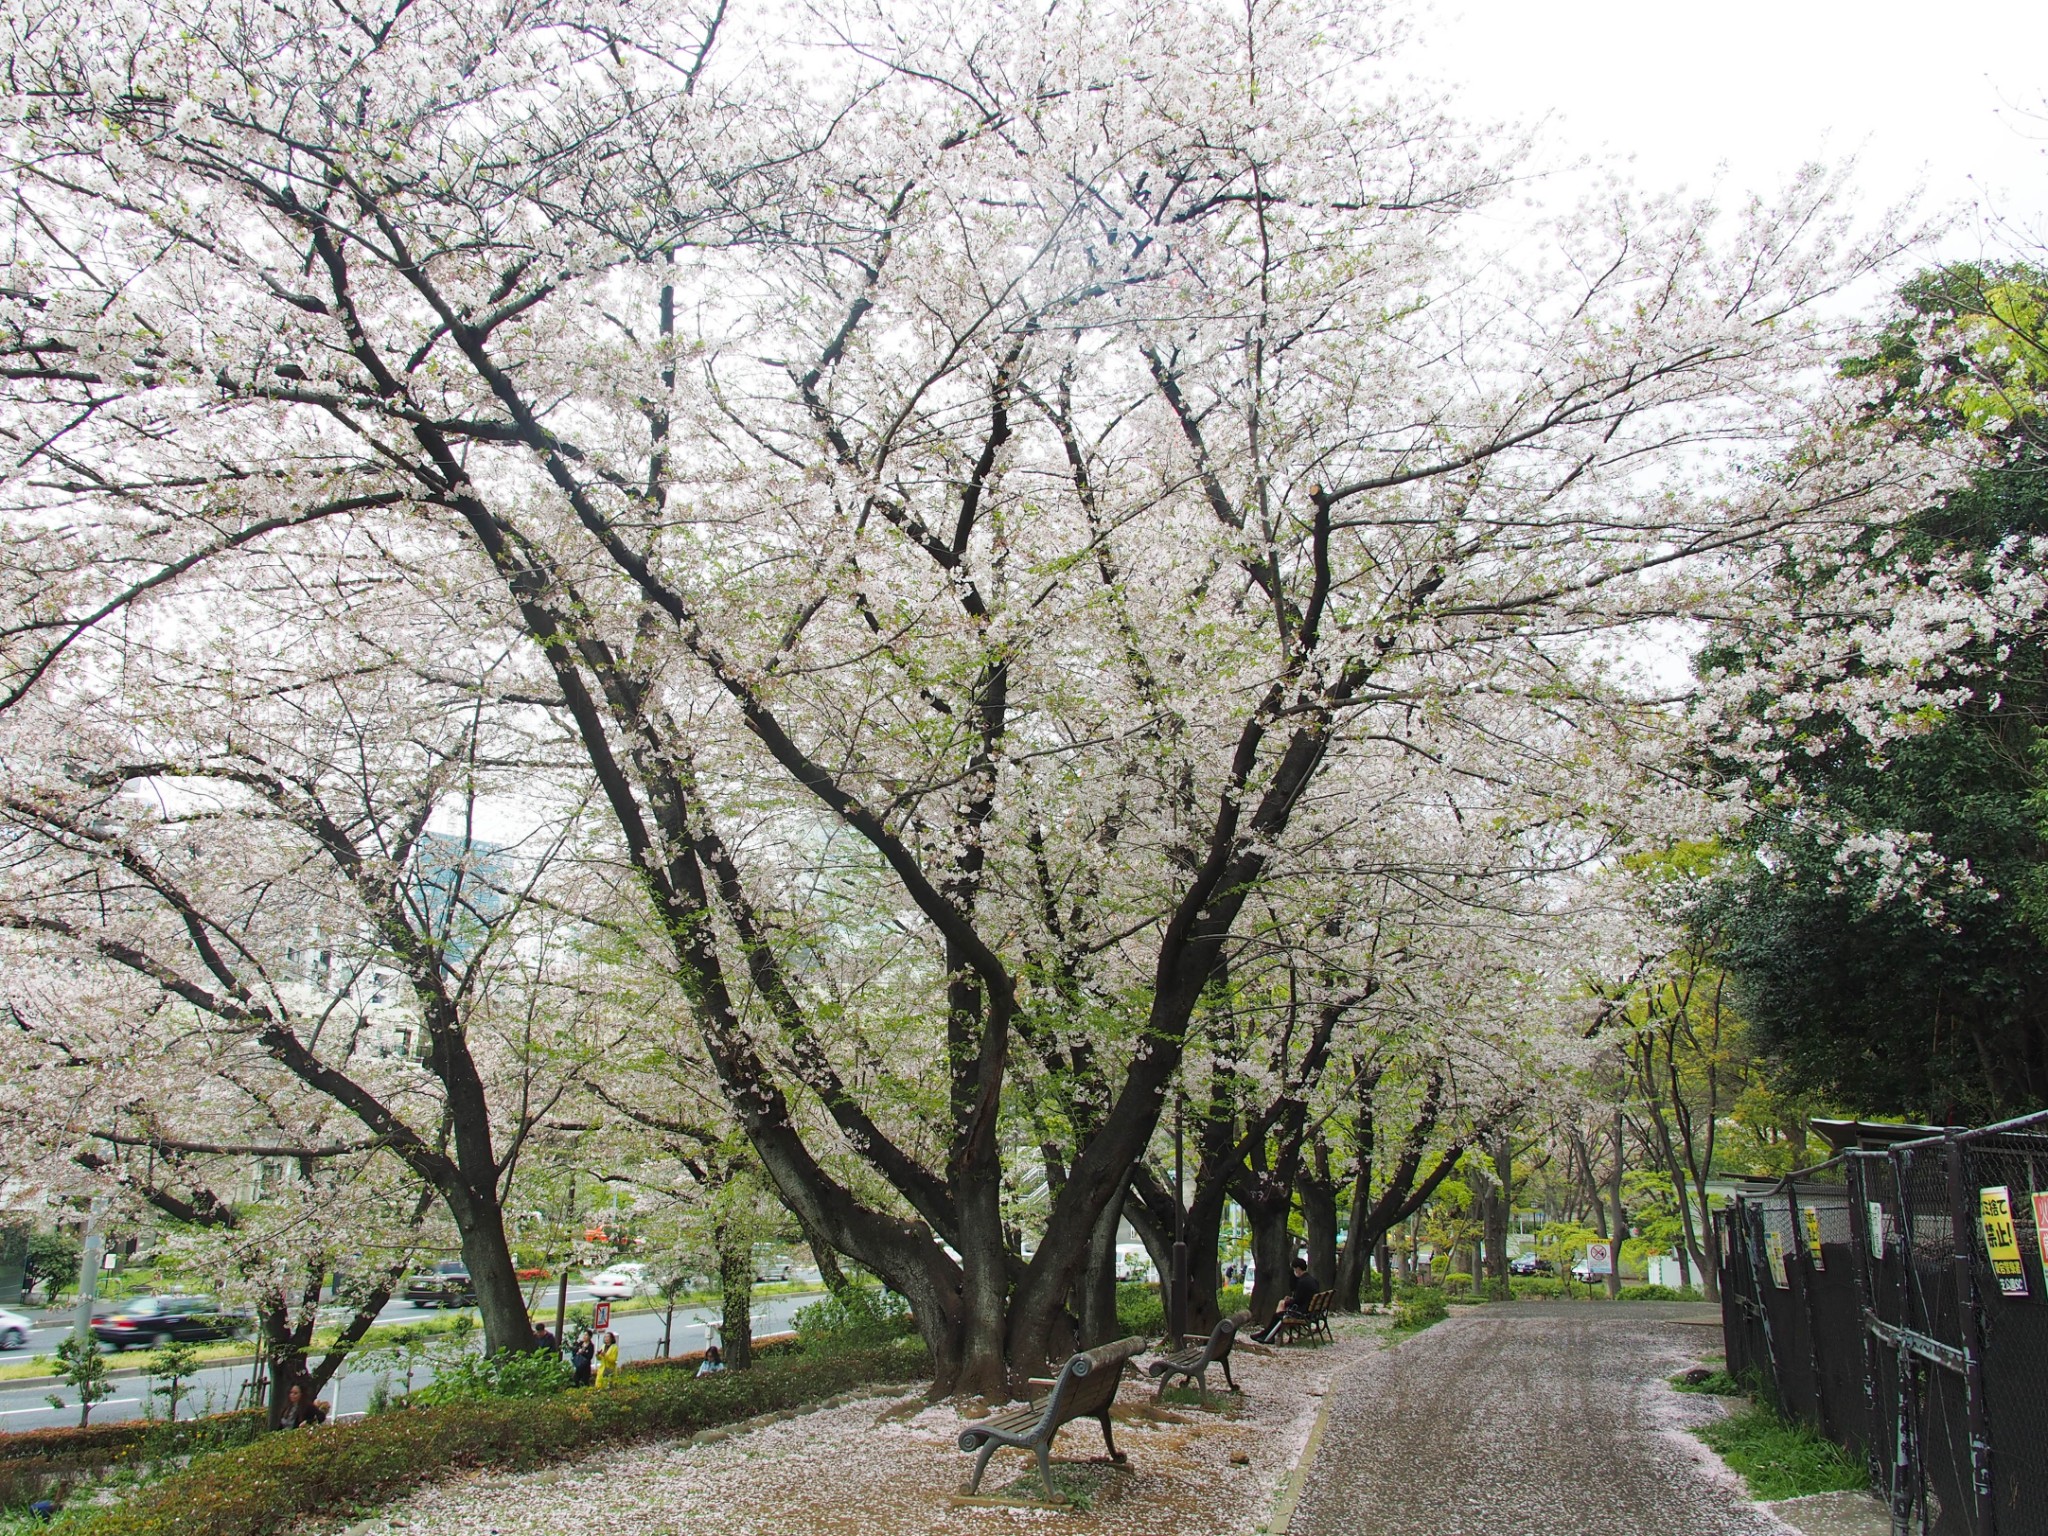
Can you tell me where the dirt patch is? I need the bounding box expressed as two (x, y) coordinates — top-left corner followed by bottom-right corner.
(333, 1330), (1376, 1536)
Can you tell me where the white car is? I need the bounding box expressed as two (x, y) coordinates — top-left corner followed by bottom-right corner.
(585, 1263), (651, 1300)
(0, 1307), (32, 1350)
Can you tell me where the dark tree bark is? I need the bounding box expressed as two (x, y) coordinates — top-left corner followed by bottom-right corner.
(719, 1225), (754, 1370)
(1300, 1136), (1339, 1293)
(1483, 1134), (1511, 1300)
(1606, 1110), (1627, 1299)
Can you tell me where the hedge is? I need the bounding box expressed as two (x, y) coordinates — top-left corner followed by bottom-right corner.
(61, 1341), (927, 1536)
(0, 1415), (261, 1510)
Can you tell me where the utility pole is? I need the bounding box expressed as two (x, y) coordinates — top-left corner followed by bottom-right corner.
(553, 1171), (575, 1347)
(1171, 1089), (1189, 1347)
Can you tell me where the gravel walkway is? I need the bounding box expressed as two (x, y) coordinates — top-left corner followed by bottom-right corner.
(1288, 1302), (1783, 1536)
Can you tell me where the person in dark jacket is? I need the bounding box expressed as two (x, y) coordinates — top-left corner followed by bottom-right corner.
(570, 1329), (596, 1387)
(1255, 1257), (1319, 1343)
(280, 1383), (320, 1428)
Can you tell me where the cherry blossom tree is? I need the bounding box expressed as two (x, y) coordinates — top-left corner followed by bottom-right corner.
(1, 0), (1941, 1392)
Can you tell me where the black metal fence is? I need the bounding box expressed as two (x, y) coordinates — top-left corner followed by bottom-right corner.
(1718, 1111), (2048, 1536)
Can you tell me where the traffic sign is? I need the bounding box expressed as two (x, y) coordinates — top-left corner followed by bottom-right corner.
(593, 1299), (611, 1328)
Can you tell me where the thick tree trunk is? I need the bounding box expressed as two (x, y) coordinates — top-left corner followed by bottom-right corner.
(1076, 1180), (1127, 1348)
(450, 1194), (536, 1356)
(1606, 1110), (1626, 1300)
(1243, 1196), (1296, 1325)
(1300, 1139), (1339, 1294)
(719, 1228), (753, 1370)
(1332, 1070), (1379, 1309)
(1483, 1136), (1511, 1300)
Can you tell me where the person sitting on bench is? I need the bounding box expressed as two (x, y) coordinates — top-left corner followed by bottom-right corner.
(1255, 1257), (1318, 1343)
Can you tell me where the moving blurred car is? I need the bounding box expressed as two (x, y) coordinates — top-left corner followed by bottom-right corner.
(585, 1262), (651, 1300)
(1508, 1254), (1554, 1277)
(91, 1295), (247, 1351)
(0, 1306), (32, 1350)
(404, 1261), (478, 1308)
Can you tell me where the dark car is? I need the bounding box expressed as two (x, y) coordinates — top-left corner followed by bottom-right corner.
(404, 1261), (477, 1308)
(1508, 1254), (1555, 1277)
(91, 1295), (246, 1351)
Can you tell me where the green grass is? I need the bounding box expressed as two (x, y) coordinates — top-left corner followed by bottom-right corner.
(1671, 1367), (1745, 1396)
(1693, 1402), (1869, 1501)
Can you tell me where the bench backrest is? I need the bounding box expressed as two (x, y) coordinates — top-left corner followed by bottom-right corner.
(1040, 1334), (1147, 1430)
(1205, 1310), (1249, 1362)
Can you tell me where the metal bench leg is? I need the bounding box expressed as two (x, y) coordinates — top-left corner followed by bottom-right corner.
(1099, 1412), (1125, 1463)
(1036, 1442), (1056, 1501)
(1221, 1357), (1237, 1391)
(1193, 1365), (1208, 1405)
(968, 1438), (1000, 1495)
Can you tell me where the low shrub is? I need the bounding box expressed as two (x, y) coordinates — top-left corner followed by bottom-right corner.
(1442, 1272), (1473, 1295)
(0, 1413), (261, 1512)
(1508, 1277), (1570, 1299)
(1618, 1284), (1702, 1302)
(792, 1286), (916, 1352)
(61, 1342), (926, 1536)
(1114, 1283), (1164, 1339)
(1390, 1289), (1448, 1333)
(410, 1348), (572, 1404)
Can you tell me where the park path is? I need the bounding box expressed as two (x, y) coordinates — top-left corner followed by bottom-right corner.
(1288, 1302), (1787, 1536)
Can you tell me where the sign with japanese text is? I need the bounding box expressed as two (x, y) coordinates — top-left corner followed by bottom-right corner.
(1979, 1187), (2028, 1298)
(1584, 1241), (1611, 1277)
(593, 1299), (612, 1329)
(1765, 1229), (1789, 1288)
(2034, 1192), (2048, 1274)
(1802, 1207), (1825, 1272)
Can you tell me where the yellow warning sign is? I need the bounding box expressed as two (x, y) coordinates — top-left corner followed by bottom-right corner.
(1803, 1206), (1825, 1272)
(1979, 1186), (2028, 1298)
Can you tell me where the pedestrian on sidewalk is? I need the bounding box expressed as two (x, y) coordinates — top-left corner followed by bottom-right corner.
(1255, 1256), (1318, 1343)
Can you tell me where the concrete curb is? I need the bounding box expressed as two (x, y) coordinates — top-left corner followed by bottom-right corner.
(1263, 1386), (1334, 1535)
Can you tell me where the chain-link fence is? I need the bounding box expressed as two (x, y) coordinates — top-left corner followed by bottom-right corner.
(1718, 1111), (2048, 1536)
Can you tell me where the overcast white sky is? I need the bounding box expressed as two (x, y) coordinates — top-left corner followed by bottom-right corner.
(1404, 0), (2047, 253)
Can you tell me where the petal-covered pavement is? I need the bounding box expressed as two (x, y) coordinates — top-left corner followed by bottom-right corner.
(1289, 1302), (1796, 1536)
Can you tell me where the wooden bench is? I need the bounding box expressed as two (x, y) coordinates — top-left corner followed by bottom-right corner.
(1147, 1310), (1248, 1403)
(1273, 1288), (1333, 1344)
(957, 1335), (1147, 1500)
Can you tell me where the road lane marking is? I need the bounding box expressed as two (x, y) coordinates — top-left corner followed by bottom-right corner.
(2, 1398), (140, 1416)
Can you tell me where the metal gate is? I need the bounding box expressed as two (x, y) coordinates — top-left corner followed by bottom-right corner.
(1719, 1111), (2048, 1536)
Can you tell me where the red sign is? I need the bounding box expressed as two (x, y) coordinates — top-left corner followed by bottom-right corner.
(593, 1300), (611, 1329)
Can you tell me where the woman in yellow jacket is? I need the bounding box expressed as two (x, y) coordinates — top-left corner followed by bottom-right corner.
(593, 1330), (620, 1388)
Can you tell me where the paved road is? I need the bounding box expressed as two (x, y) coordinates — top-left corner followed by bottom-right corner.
(0, 1290), (819, 1434)
(1, 1279), (670, 1364)
(1289, 1303), (1778, 1536)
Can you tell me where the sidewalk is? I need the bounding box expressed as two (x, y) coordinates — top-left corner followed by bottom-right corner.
(1284, 1303), (1864, 1536)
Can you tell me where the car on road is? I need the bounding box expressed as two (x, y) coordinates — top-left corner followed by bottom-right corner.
(1509, 1254), (1554, 1277)
(585, 1262), (652, 1300)
(404, 1261), (478, 1308)
(91, 1295), (247, 1351)
(0, 1306), (31, 1350)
